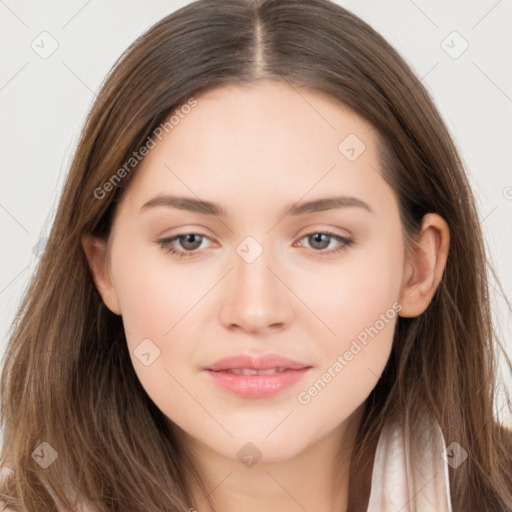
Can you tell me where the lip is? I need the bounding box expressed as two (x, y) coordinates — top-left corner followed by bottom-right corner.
(203, 353), (312, 398)
(204, 353), (310, 372)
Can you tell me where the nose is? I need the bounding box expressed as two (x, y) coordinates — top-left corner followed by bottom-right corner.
(218, 244), (294, 334)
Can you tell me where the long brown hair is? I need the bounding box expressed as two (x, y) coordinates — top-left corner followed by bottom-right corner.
(2, 0), (511, 510)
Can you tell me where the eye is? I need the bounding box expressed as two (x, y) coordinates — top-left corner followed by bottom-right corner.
(296, 231), (353, 255)
(155, 230), (353, 260)
(156, 233), (211, 259)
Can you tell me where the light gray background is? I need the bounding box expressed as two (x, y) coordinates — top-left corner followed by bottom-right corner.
(1, 0), (511, 425)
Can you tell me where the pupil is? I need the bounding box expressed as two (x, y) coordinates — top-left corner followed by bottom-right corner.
(311, 233), (329, 249)
(182, 234), (201, 250)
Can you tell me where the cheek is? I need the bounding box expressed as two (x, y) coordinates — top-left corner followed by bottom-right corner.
(299, 237), (404, 347)
(108, 243), (203, 399)
(111, 241), (205, 340)
(110, 251), (197, 417)
(295, 276), (400, 434)
(292, 238), (402, 414)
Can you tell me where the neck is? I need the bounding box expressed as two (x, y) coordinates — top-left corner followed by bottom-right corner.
(180, 406), (365, 512)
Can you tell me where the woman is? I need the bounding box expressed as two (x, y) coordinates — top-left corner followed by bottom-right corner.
(1, 0), (511, 510)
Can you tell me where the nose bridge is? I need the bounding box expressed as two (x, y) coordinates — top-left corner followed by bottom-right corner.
(233, 235), (281, 307)
(218, 234), (293, 332)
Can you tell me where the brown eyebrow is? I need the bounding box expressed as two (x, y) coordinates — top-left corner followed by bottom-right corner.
(140, 195), (373, 217)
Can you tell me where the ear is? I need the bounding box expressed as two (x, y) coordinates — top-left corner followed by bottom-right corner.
(81, 233), (121, 315)
(398, 213), (450, 318)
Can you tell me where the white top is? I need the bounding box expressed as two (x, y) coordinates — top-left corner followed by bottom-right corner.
(367, 417), (453, 511)
(3, 417), (453, 511)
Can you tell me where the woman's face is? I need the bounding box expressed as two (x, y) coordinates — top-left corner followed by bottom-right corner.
(92, 81), (409, 462)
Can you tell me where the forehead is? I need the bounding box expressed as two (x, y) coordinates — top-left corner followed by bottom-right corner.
(116, 80), (389, 217)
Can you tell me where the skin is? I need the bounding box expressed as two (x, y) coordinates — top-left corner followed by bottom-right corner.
(82, 80), (449, 511)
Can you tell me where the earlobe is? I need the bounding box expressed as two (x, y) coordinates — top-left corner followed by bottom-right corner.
(81, 233), (122, 315)
(398, 213), (450, 318)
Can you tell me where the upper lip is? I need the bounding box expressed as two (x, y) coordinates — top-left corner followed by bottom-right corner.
(204, 353), (311, 371)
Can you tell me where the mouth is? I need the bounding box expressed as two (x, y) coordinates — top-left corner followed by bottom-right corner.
(220, 367), (292, 375)
(203, 353), (312, 398)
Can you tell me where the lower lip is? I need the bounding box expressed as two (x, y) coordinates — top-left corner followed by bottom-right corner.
(204, 368), (311, 398)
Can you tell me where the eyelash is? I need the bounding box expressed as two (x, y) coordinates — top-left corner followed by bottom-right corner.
(155, 231), (353, 260)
